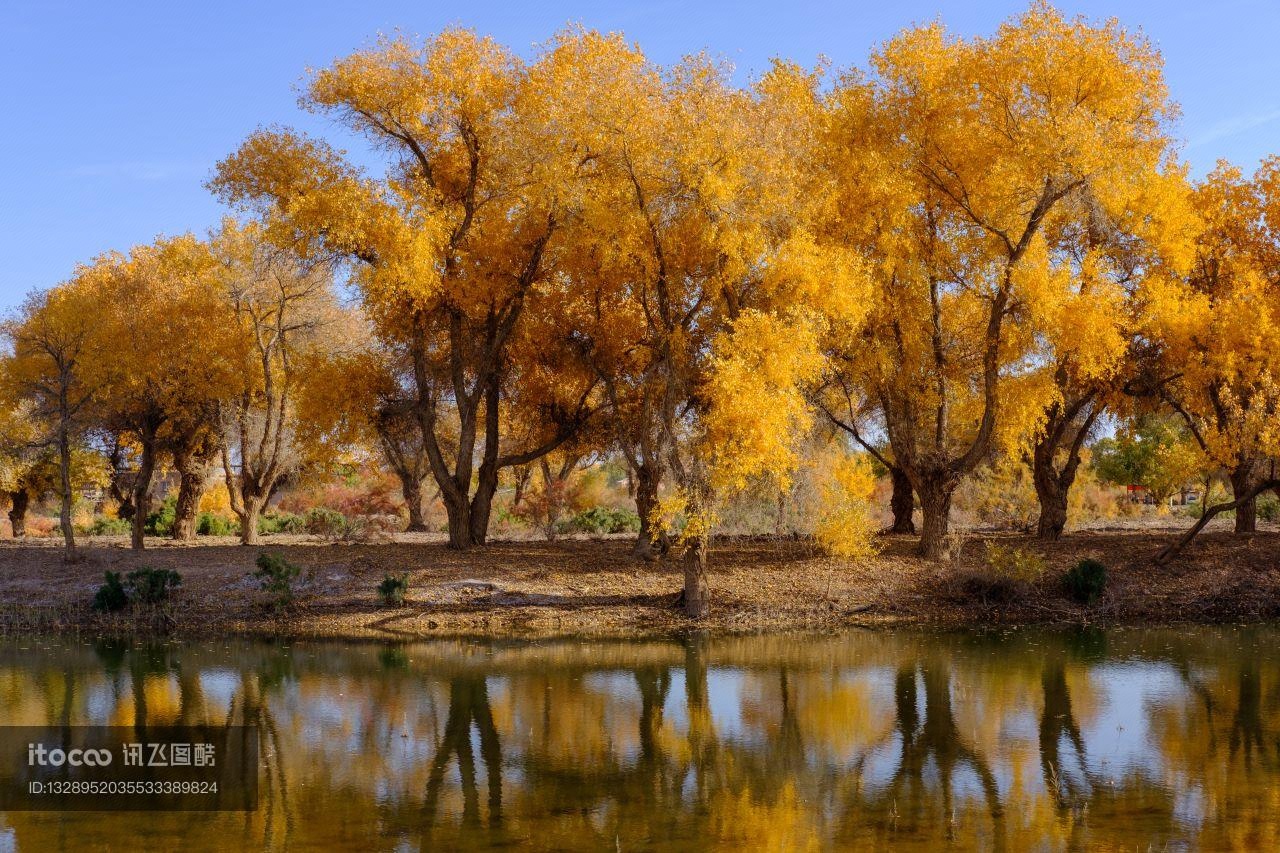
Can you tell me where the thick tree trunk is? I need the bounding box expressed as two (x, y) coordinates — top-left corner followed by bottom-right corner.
(682, 533), (710, 618)
(171, 449), (209, 542)
(239, 494), (265, 546)
(916, 478), (955, 561)
(632, 464), (667, 559)
(401, 476), (428, 532)
(1229, 461), (1258, 534)
(442, 492), (478, 550)
(1035, 482), (1069, 541)
(888, 466), (915, 534)
(129, 433), (158, 551)
(7, 490), (28, 538)
(1031, 446), (1071, 541)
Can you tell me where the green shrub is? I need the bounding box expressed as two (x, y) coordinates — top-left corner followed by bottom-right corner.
(377, 573), (409, 607)
(1258, 494), (1280, 523)
(87, 516), (131, 536)
(258, 510), (305, 536)
(1064, 558), (1107, 605)
(254, 552), (302, 610)
(144, 496), (178, 536)
(91, 572), (129, 612)
(304, 507), (347, 537)
(126, 567), (182, 604)
(559, 506), (642, 535)
(197, 512), (238, 536)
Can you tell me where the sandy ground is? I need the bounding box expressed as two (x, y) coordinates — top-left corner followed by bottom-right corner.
(0, 519), (1277, 639)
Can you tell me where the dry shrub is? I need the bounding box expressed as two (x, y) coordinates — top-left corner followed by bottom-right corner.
(954, 541), (1046, 603)
(954, 454), (1038, 531)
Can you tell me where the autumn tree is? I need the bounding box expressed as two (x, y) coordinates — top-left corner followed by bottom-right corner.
(210, 29), (598, 550)
(1, 277), (107, 557)
(1143, 163), (1280, 540)
(820, 3), (1174, 558)
(213, 221), (338, 545)
(86, 235), (237, 549)
(549, 37), (870, 613)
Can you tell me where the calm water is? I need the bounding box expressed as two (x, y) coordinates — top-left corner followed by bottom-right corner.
(0, 627), (1276, 851)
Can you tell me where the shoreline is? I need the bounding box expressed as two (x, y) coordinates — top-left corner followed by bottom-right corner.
(1, 528), (1277, 641)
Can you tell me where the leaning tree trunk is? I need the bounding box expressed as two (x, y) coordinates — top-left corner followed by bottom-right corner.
(916, 476), (956, 561)
(888, 466), (916, 534)
(1228, 461), (1258, 534)
(7, 490), (29, 538)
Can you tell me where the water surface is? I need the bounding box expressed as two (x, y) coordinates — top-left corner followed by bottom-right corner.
(0, 627), (1276, 850)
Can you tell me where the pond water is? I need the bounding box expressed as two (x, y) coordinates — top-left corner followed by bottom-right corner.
(0, 627), (1275, 850)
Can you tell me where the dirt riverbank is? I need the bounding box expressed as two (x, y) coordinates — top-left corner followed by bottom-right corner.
(0, 525), (1277, 639)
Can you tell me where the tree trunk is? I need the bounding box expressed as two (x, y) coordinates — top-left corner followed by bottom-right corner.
(917, 478), (954, 561)
(682, 532), (710, 618)
(7, 490), (28, 538)
(1032, 445), (1070, 540)
(632, 464), (667, 559)
(402, 476), (428, 532)
(171, 448), (208, 542)
(239, 494), (265, 546)
(442, 492), (478, 550)
(1229, 461), (1258, 534)
(57, 421), (77, 559)
(129, 432), (158, 551)
(468, 471), (498, 548)
(888, 466), (915, 534)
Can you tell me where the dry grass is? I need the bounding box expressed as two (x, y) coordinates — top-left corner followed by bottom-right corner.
(0, 525), (1277, 639)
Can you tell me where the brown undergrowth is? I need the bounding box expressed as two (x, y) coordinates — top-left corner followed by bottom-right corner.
(0, 528), (1276, 639)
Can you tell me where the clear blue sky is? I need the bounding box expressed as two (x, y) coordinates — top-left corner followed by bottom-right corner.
(2, 0), (1278, 310)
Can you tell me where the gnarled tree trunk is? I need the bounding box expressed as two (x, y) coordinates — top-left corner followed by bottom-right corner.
(1228, 460), (1258, 533)
(7, 490), (29, 538)
(888, 465), (915, 534)
(631, 462), (668, 559)
(171, 444), (213, 542)
(128, 422), (161, 551)
(916, 476), (956, 561)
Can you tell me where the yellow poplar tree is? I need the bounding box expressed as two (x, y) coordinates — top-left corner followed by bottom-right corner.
(820, 3), (1174, 558)
(210, 29), (599, 549)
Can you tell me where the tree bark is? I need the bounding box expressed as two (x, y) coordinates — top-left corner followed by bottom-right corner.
(7, 490), (29, 538)
(129, 429), (158, 551)
(240, 494), (265, 546)
(1229, 460), (1258, 534)
(916, 478), (955, 561)
(57, 418), (77, 559)
(401, 475), (428, 532)
(682, 532), (710, 618)
(632, 463), (667, 559)
(171, 447), (210, 542)
(888, 466), (915, 534)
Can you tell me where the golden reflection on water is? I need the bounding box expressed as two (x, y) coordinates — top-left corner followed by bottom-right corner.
(0, 627), (1276, 851)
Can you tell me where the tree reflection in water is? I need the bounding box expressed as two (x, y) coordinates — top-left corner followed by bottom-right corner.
(0, 628), (1276, 850)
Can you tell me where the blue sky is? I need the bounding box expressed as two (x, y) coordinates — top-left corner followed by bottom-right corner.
(3, 0), (1278, 310)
